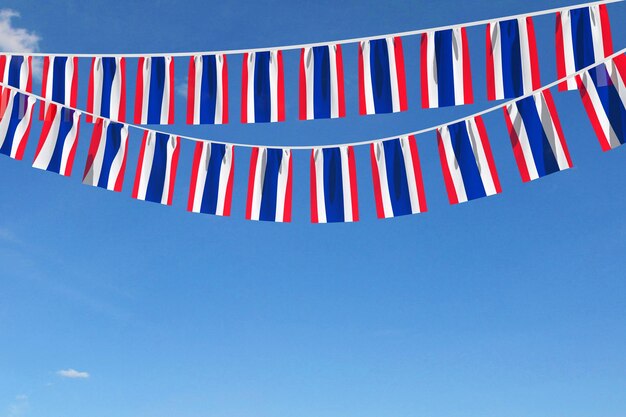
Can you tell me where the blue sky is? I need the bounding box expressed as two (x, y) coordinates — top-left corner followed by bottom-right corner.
(1, 1), (626, 417)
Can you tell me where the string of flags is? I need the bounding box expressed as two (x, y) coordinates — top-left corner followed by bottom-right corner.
(0, 50), (624, 223)
(0, 1), (619, 125)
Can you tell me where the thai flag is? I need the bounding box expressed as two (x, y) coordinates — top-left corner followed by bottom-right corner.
(310, 146), (359, 223)
(241, 51), (285, 123)
(486, 17), (541, 100)
(503, 90), (573, 182)
(187, 54), (228, 125)
(359, 37), (408, 115)
(300, 45), (345, 120)
(246, 147), (292, 222)
(0, 90), (36, 160)
(87, 57), (126, 123)
(421, 28), (473, 108)
(132, 131), (180, 205)
(576, 55), (626, 151)
(370, 136), (427, 219)
(556, 4), (613, 91)
(188, 142), (235, 216)
(437, 115), (502, 204)
(40, 56), (78, 120)
(0, 55), (32, 93)
(134, 56), (175, 125)
(32, 105), (81, 176)
(82, 118), (129, 192)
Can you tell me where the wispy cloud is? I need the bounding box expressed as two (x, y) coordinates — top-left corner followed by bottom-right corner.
(7, 394), (29, 417)
(57, 369), (90, 379)
(0, 9), (40, 53)
(176, 81), (187, 98)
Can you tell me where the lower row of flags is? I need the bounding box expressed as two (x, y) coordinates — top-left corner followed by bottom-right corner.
(0, 55), (624, 223)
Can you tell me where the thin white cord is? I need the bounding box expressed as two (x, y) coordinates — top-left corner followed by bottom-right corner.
(1, 48), (624, 150)
(2, 0), (622, 58)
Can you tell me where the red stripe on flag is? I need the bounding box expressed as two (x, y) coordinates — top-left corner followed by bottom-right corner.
(134, 57), (145, 124)
(114, 132), (129, 193)
(87, 58), (95, 123)
(474, 115), (501, 193)
(437, 130), (460, 205)
(299, 48), (307, 120)
(576, 74), (612, 151)
(187, 142), (203, 211)
(118, 58), (127, 122)
(40, 56), (49, 120)
(277, 50), (285, 122)
(486, 23), (496, 101)
(461, 28), (474, 105)
(408, 136), (428, 213)
(503, 106), (531, 183)
(167, 137), (180, 206)
(241, 53), (249, 124)
(555, 12), (568, 91)
(358, 43), (366, 115)
(168, 57), (175, 124)
(348, 146), (359, 222)
(222, 55), (229, 124)
(310, 150), (318, 223)
(283, 151), (293, 222)
(223, 146), (235, 216)
(369, 143), (385, 219)
(542, 90), (573, 168)
(132, 131), (149, 199)
(599, 5), (613, 57)
(526, 17), (541, 91)
(336, 45), (346, 118)
(245, 147), (259, 219)
(393, 37), (408, 112)
(187, 56), (196, 125)
(420, 33), (429, 109)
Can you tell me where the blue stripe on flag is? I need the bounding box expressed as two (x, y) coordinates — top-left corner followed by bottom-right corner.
(147, 57), (166, 123)
(383, 139), (412, 216)
(448, 121), (487, 200)
(259, 148), (282, 221)
(591, 66), (626, 145)
(8, 56), (24, 88)
(322, 147), (345, 222)
(253, 51), (272, 123)
(100, 58), (117, 118)
(435, 30), (456, 107)
(0, 96), (24, 156)
(515, 96), (560, 177)
(313, 46), (331, 119)
(145, 132), (169, 202)
(97, 122), (124, 188)
(200, 143), (227, 215)
(499, 19), (524, 98)
(46, 108), (75, 174)
(52, 57), (68, 103)
(369, 39), (393, 114)
(200, 55), (218, 124)
(571, 7), (596, 71)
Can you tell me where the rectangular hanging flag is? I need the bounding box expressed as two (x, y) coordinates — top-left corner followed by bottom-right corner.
(132, 131), (180, 205)
(241, 51), (285, 123)
(83, 118), (129, 191)
(32, 105), (81, 176)
(188, 142), (235, 216)
(300, 45), (346, 120)
(556, 4), (613, 91)
(134, 56), (175, 124)
(310, 146), (359, 223)
(486, 17), (541, 100)
(0, 90), (36, 160)
(503, 90), (573, 182)
(421, 28), (473, 108)
(87, 57), (126, 123)
(40, 56), (78, 120)
(187, 54), (228, 125)
(370, 136), (427, 218)
(0, 55), (32, 93)
(437, 115), (502, 204)
(576, 55), (626, 151)
(246, 147), (292, 222)
(359, 37), (408, 115)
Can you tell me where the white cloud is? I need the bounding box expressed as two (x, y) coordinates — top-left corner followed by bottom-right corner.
(0, 9), (40, 53)
(57, 369), (90, 379)
(176, 81), (187, 97)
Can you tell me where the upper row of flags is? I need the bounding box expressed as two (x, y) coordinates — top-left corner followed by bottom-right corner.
(0, 3), (616, 125)
(0, 53), (624, 222)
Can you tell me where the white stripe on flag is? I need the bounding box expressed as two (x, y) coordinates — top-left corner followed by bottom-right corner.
(275, 149), (290, 222)
(361, 41), (375, 114)
(440, 126), (469, 203)
(399, 136), (422, 213)
(339, 146), (353, 222)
